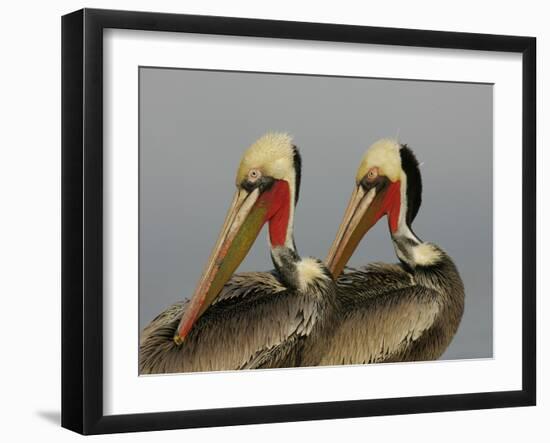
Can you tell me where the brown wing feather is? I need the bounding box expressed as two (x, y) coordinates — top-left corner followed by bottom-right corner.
(318, 262), (453, 365)
(139, 271), (327, 374)
(319, 285), (441, 365)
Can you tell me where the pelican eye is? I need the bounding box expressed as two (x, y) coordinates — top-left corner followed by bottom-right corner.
(366, 167), (379, 182)
(248, 169), (262, 182)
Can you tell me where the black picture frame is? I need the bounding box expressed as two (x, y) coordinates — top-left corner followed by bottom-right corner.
(61, 8), (536, 435)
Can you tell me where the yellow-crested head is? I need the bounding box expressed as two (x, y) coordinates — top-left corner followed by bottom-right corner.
(355, 138), (402, 183)
(236, 132), (296, 186)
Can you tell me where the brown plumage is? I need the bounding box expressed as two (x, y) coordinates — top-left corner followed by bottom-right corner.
(139, 133), (337, 374)
(140, 268), (335, 373)
(318, 252), (464, 365)
(313, 139), (465, 366)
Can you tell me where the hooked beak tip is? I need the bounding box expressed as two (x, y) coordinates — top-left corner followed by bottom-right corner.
(173, 334), (184, 346)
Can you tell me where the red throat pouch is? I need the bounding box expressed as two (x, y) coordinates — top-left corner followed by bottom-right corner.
(373, 181), (401, 233)
(257, 180), (291, 247)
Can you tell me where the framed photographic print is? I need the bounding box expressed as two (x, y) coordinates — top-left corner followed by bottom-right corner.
(61, 8), (536, 435)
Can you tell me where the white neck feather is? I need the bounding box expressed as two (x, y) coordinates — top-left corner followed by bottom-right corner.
(284, 174), (296, 250)
(391, 178), (441, 268)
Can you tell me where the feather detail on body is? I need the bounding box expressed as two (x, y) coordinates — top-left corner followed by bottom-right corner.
(140, 263), (336, 373)
(319, 251), (464, 365)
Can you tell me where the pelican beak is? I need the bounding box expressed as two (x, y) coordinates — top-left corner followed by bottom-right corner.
(326, 183), (393, 278)
(174, 187), (266, 344)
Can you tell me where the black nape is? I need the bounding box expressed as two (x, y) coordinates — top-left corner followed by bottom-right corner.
(400, 145), (422, 225)
(292, 145), (302, 205)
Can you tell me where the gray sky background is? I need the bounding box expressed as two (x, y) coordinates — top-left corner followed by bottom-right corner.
(139, 67), (493, 360)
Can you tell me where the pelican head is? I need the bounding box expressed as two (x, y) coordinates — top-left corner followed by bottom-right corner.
(174, 132), (301, 344)
(326, 139), (423, 277)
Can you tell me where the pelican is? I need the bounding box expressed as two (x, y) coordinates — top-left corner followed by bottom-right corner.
(140, 133), (336, 374)
(316, 139), (464, 365)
